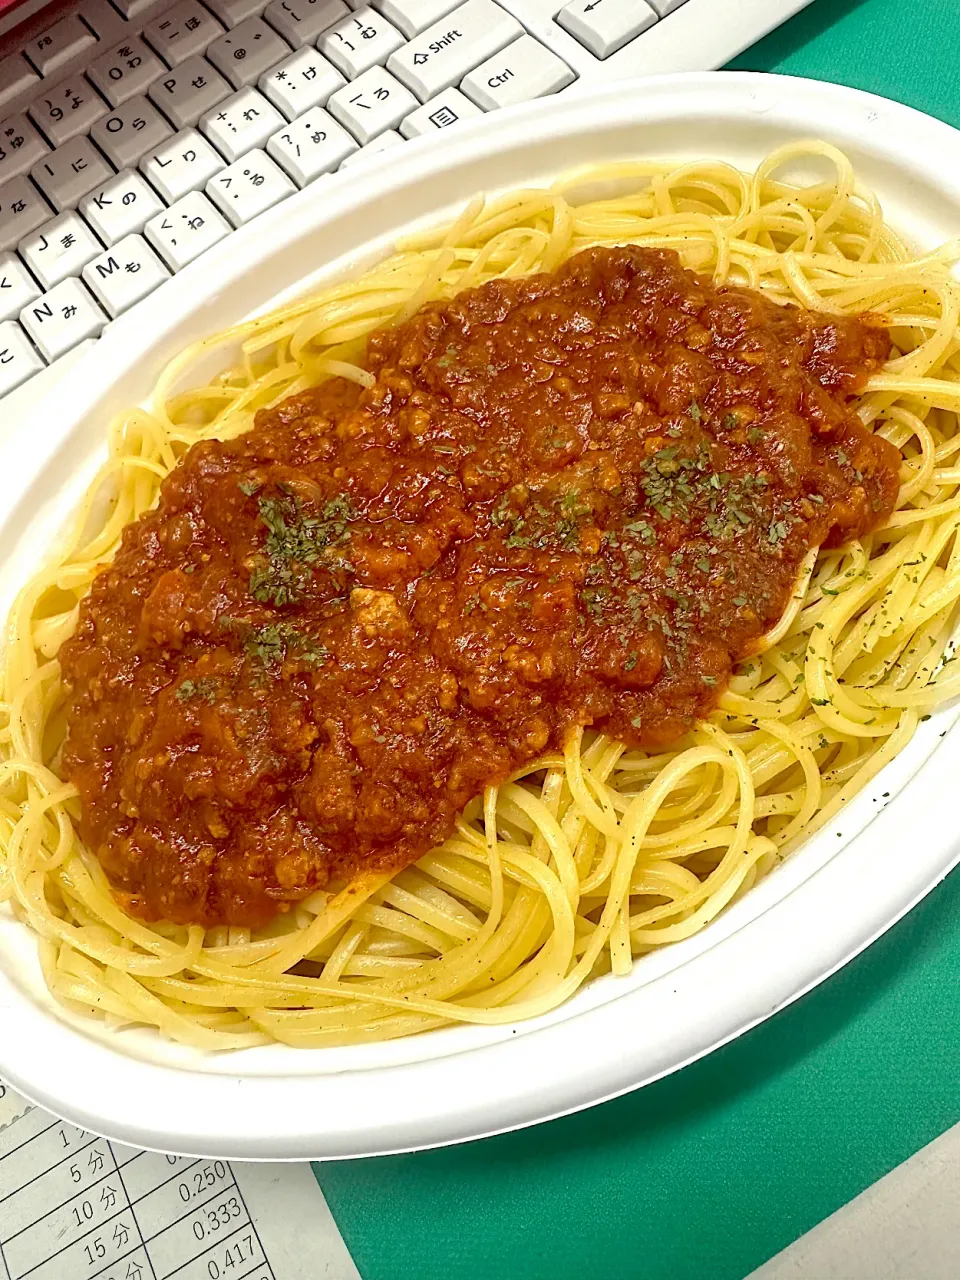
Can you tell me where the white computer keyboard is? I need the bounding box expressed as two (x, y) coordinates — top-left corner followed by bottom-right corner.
(0, 0), (814, 408)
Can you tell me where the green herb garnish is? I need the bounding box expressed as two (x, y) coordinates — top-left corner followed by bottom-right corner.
(175, 678), (217, 704)
(242, 622), (330, 669)
(248, 491), (355, 606)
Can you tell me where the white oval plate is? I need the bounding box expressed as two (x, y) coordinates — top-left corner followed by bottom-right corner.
(1, 71), (959, 1160)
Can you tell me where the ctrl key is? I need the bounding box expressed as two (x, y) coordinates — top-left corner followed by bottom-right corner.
(0, 321), (45, 398)
(20, 278), (106, 362)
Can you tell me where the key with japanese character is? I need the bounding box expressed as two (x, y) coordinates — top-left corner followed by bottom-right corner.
(28, 77), (107, 149)
(30, 136), (114, 213)
(327, 64), (416, 145)
(19, 277), (106, 362)
(205, 148), (295, 226)
(258, 46), (345, 120)
(319, 6), (404, 80)
(200, 87), (285, 163)
(263, 0), (348, 49)
(144, 1), (227, 68)
(0, 320), (45, 397)
(88, 37), (169, 110)
(206, 18), (292, 90)
(145, 189), (231, 269)
(19, 210), (103, 290)
(0, 114), (51, 187)
(140, 127), (226, 202)
(266, 106), (356, 184)
(91, 97), (174, 171)
(82, 233), (171, 317)
(80, 170), (165, 247)
(0, 175), (54, 251)
(0, 251), (41, 321)
(148, 55), (233, 129)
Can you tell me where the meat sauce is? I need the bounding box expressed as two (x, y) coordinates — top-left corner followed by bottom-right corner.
(60, 246), (898, 927)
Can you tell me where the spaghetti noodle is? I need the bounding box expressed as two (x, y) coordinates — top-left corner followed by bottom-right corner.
(3, 140), (960, 1050)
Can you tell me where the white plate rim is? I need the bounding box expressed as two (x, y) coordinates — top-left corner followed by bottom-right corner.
(1, 70), (959, 1159)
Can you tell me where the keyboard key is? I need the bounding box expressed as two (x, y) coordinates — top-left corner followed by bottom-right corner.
(149, 56), (232, 128)
(205, 0), (269, 23)
(88, 37), (169, 109)
(339, 127), (401, 165)
(266, 107), (356, 183)
(205, 148), (295, 226)
(0, 321), (45, 397)
(0, 58), (40, 113)
(76, 0), (131, 45)
(19, 211), (103, 290)
(25, 14), (97, 78)
(92, 96), (174, 170)
(140, 127), (225, 201)
(0, 252), (41, 322)
(0, 175), (53, 251)
(145, 189), (231, 268)
(399, 85), (481, 137)
(144, 1), (226, 67)
(264, 0), (348, 48)
(648, 0), (689, 13)
(327, 66), (416, 144)
(259, 47), (345, 119)
(29, 77), (107, 149)
(388, 0), (521, 101)
(557, 0), (658, 59)
(0, 115), (51, 186)
(319, 7), (403, 79)
(20, 277), (107, 360)
(113, 0), (164, 17)
(200, 87), (285, 162)
(79, 169), (164, 245)
(82, 233), (170, 316)
(461, 35), (574, 109)
(376, 0), (460, 39)
(207, 18), (291, 89)
(31, 137), (114, 213)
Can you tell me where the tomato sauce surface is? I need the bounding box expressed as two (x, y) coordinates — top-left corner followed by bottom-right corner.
(61, 246), (898, 926)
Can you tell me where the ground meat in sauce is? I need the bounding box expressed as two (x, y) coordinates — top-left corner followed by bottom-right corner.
(59, 245), (899, 927)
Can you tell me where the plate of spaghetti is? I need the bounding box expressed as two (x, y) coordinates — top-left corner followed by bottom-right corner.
(2, 72), (960, 1158)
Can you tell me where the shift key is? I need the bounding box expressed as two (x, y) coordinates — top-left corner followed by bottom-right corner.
(387, 0), (522, 102)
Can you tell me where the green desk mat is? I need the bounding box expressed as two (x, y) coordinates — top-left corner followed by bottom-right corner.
(316, 4), (960, 1276)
